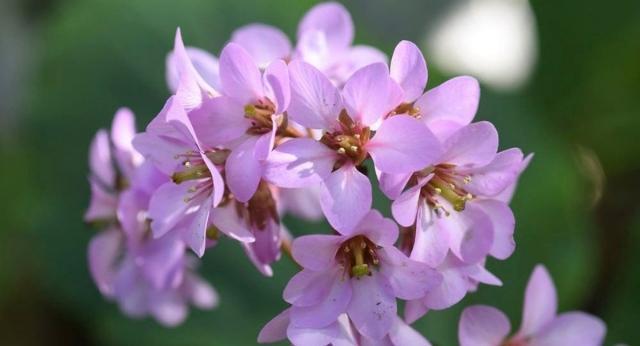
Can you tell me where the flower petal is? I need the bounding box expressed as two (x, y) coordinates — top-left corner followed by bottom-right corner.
(391, 182), (422, 227)
(225, 137), (263, 202)
(368, 115), (443, 174)
(287, 60), (343, 130)
(464, 148), (525, 197)
(347, 274), (396, 340)
(475, 199), (515, 260)
(290, 270), (352, 328)
(258, 308), (290, 343)
(404, 300), (429, 324)
(88, 228), (122, 297)
(389, 316), (432, 346)
(377, 171), (412, 200)
(422, 264), (470, 310)
(85, 179), (117, 222)
(379, 246), (442, 300)
(390, 40), (427, 102)
(171, 29), (218, 109)
(529, 312), (606, 346)
(166, 46), (220, 94)
(440, 121), (499, 167)
(284, 269), (335, 307)
(517, 265), (557, 337)
(184, 272), (218, 309)
(89, 129), (115, 187)
(148, 180), (200, 238)
(436, 203), (493, 264)
(111, 107), (141, 177)
(292, 234), (341, 271)
(356, 209), (399, 247)
(342, 63), (403, 126)
(231, 24), (291, 69)
(458, 305), (511, 346)
(264, 138), (336, 188)
(297, 2), (354, 52)
(411, 203), (449, 267)
(263, 60), (290, 114)
(185, 197), (211, 257)
(210, 202), (255, 242)
(319, 165), (372, 233)
(219, 43), (264, 104)
(417, 76), (480, 128)
(189, 96), (250, 147)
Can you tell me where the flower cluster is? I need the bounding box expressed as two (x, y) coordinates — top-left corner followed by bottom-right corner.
(84, 2), (606, 344)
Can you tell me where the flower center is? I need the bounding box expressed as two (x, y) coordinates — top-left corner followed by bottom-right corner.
(320, 111), (370, 167)
(419, 164), (474, 216)
(337, 235), (380, 278)
(244, 99), (277, 135)
(391, 102), (421, 117)
(172, 150), (229, 183)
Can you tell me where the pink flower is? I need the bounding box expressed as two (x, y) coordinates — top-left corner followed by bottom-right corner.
(192, 42), (290, 203)
(258, 309), (432, 346)
(85, 108), (142, 223)
(133, 96), (254, 257)
(458, 265), (606, 346)
(278, 210), (441, 340)
(166, 2), (386, 90)
(265, 61), (442, 232)
(403, 252), (502, 324)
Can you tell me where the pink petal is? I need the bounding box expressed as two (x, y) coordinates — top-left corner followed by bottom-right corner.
(254, 120), (277, 161)
(263, 60), (290, 114)
(297, 2), (354, 52)
(368, 115), (443, 174)
(84, 179), (117, 222)
(264, 138), (336, 188)
(225, 137), (263, 202)
(342, 63), (403, 126)
(464, 148), (525, 197)
(494, 153), (533, 203)
(388, 316), (432, 346)
(245, 218), (282, 269)
(437, 204), (493, 264)
(390, 40), (428, 102)
(88, 228), (122, 297)
(332, 45), (388, 84)
(201, 152), (225, 207)
(411, 203), (449, 267)
(474, 200), (515, 260)
(148, 180), (199, 238)
(422, 265), (469, 310)
(377, 171), (412, 199)
(292, 234), (341, 271)
(166, 46), (220, 95)
(290, 271), (352, 328)
(458, 305), (511, 346)
(241, 240), (274, 277)
(149, 290), (188, 327)
(278, 186), (323, 221)
(288, 316), (357, 346)
(185, 203), (211, 257)
(284, 269), (335, 307)
(517, 265), (557, 337)
(89, 129), (115, 187)
(219, 43), (264, 104)
(184, 272), (218, 309)
(347, 274), (396, 340)
(356, 209), (399, 247)
(258, 308), (290, 343)
(287, 60), (343, 130)
(391, 182), (423, 227)
(319, 165), (372, 233)
(132, 131), (187, 176)
(111, 107), (141, 177)
(404, 300), (429, 324)
(529, 312), (606, 346)
(209, 202), (255, 242)
(231, 24), (292, 69)
(441, 121), (499, 167)
(417, 76), (480, 128)
(171, 29), (218, 109)
(379, 246), (442, 300)
(189, 96), (250, 147)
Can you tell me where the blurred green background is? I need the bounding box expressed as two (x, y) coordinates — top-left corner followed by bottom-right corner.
(1, 0), (638, 344)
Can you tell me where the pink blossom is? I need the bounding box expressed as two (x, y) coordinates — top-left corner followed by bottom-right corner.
(265, 61), (442, 232)
(277, 210), (441, 340)
(258, 309), (432, 346)
(458, 265), (606, 346)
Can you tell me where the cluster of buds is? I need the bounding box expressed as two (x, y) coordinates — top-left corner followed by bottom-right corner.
(85, 2), (606, 344)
